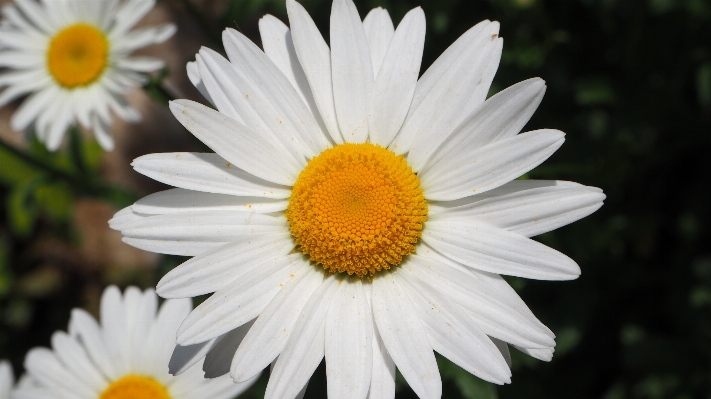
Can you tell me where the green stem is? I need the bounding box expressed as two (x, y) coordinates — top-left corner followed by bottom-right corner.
(142, 81), (177, 105)
(0, 139), (136, 208)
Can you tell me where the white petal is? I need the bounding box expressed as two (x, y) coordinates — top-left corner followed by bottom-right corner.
(295, 385), (308, 399)
(265, 275), (339, 399)
(0, 68), (47, 88)
(45, 104), (75, 152)
(101, 68), (145, 93)
(100, 286), (130, 375)
(121, 238), (223, 257)
(176, 254), (306, 345)
(131, 152), (291, 199)
(286, 0), (343, 143)
(491, 337), (512, 368)
(397, 268), (511, 384)
(92, 114), (115, 152)
(50, 332), (107, 392)
(325, 279), (373, 399)
(362, 8), (394, 78)
(109, 0), (155, 37)
(367, 7), (425, 147)
(180, 371), (258, 399)
(0, 29), (48, 52)
(231, 265), (324, 383)
(330, 0), (373, 143)
(119, 209), (288, 256)
(1, 5), (46, 38)
(169, 338), (222, 376)
(132, 188), (288, 215)
(91, 0), (121, 31)
(106, 91), (141, 123)
(111, 24), (176, 54)
(0, 361), (12, 397)
(222, 29), (331, 157)
(10, 387), (49, 399)
(367, 322), (396, 399)
(407, 252), (555, 349)
(157, 234), (295, 298)
(203, 320), (255, 378)
(72, 86), (96, 129)
(24, 348), (95, 397)
(115, 56), (165, 72)
(0, 31), (45, 50)
(197, 42), (313, 162)
(372, 272), (441, 399)
(194, 52), (244, 124)
(105, 206), (136, 233)
(186, 60), (214, 106)
(68, 309), (120, 380)
(0, 70), (49, 107)
(170, 99), (300, 185)
(514, 346), (554, 362)
(423, 219), (580, 280)
(36, 0), (70, 26)
(10, 86), (57, 131)
(417, 78), (546, 175)
(144, 298), (192, 375)
(124, 287), (159, 374)
(390, 20), (501, 157)
(259, 15), (331, 139)
(286, 0), (343, 144)
(430, 180), (605, 237)
(13, 0), (57, 33)
(196, 47), (310, 165)
(421, 129), (566, 201)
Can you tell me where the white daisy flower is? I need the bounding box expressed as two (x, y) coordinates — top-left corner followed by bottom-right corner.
(12, 286), (257, 399)
(111, 0), (605, 397)
(0, 0), (176, 151)
(0, 360), (14, 399)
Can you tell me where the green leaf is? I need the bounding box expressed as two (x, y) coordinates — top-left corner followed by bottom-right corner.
(34, 181), (73, 220)
(7, 178), (40, 237)
(0, 239), (12, 297)
(68, 126), (88, 174)
(696, 63), (711, 107)
(142, 68), (174, 105)
(0, 145), (41, 185)
(574, 77), (617, 106)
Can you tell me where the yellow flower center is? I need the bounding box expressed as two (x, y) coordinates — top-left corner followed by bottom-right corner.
(100, 375), (171, 399)
(47, 23), (109, 88)
(286, 143), (428, 278)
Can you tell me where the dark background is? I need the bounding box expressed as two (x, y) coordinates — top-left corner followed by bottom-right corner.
(0, 0), (709, 398)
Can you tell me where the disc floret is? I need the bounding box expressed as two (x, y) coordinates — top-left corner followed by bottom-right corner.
(47, 23), (109, 88)
(286, 143), (428, 277)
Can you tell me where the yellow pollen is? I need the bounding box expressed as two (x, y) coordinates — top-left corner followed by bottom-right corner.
(47, 23), (109, 88)
(100, 375), (171, 399)
(286, 143), (428, 278)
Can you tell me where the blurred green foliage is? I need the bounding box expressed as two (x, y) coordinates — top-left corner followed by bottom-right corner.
(1, 0), (710, 398)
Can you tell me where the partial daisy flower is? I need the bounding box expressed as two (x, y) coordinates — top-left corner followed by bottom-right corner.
(0, 0), (176, 151)
(12, 286), (257, 399)
(0, 360), (14, 399)
(111, 0), (605, 398)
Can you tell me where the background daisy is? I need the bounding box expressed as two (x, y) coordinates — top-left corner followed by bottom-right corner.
(12, 286), (257, 399)
(0, 360), (13, 399)
(0, 0), (175, 151)
(112, 0), (604, 398)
